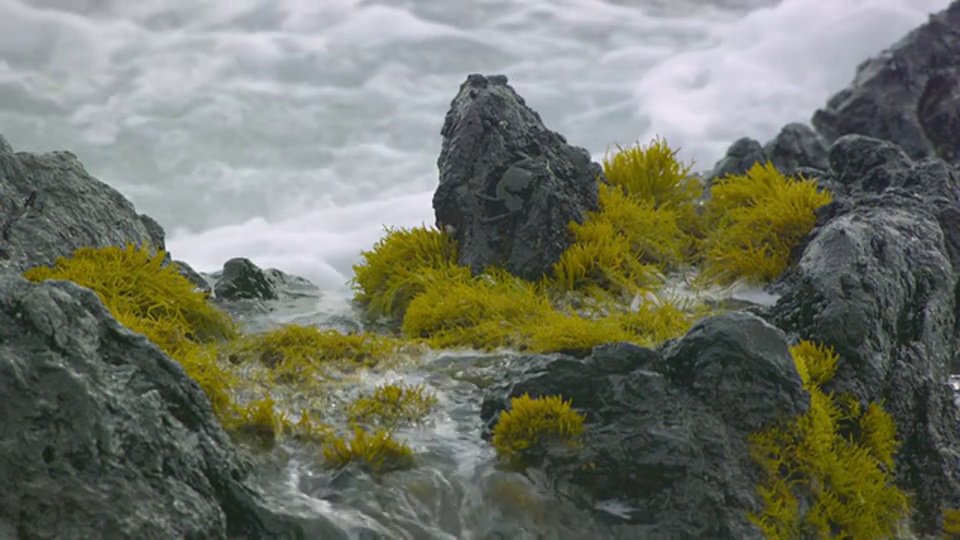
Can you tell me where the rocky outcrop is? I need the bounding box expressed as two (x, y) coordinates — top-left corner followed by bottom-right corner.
(709, 123), (829, 181)
(433, 74), (602, 282)
(768, 134), (960, 533)
(0, 274), (307, 539)
(481, 133), (960, 536)
(0, 138), (164, 272)
(811, 0), (960, 165)
(481, 313), (807, 540)
(214, 257), (281, 301)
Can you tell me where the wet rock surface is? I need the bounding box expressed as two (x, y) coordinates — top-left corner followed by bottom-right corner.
(811, 1), (960, 165)
(0, 274), (313, 540)
(481, 313), (806, 540)
(433, 73), (602, 281)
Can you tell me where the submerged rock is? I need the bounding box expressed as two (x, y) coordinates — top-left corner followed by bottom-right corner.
(811, 1), (960, 165)
(433, 74), (602, 282)
(0, 274), (306, 539)
(481, 313), (806, 540)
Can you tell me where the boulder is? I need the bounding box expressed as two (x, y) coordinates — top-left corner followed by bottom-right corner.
(214, 257), (280, 301)
(769, 136), (960, 533)
(0, 139), (164, 272)
(811, 1), (960, 165)
(480, 313), (808, 540)
(709, 137), (766, 181)
(708, 123), (829, 182)
(0, 274), (307, 539)
(761, 122), (829, 175)
(433, 74), (602, 282)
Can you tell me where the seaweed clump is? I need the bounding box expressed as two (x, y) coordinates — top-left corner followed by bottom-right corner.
(699, 162), (832, 286)
(322, 424), (415, 474)
(229, 323), (406, 385)
(351, 224), (469, 322)
(491, 393), (586, 467)
(23, 243), (241, 425)
(747, 340), (910, 539)
(347, 383), (439, 429)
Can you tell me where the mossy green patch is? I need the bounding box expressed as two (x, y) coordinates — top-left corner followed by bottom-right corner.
(700, 162), (832, 286)
(347, 383), (439, 429)
(323, 425), (415, 474)
(492, 393), (586, 467)
(747, 340), (910, 539)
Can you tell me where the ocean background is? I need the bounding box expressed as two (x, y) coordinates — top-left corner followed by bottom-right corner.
(0, 0), (951, 296)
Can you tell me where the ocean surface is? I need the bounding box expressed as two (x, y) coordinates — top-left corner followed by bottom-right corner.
(0, 0), (951, 296)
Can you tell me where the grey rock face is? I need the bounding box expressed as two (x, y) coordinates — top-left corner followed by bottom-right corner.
(433, 74), (601, 281)
(811, 1), (960, 164)
(762, 122), (829, 175)
(709, 137), (766, 181)
(214, 257), (280, 301)
(770, 139), (960, 533)
(0, 274), (305, 539)
(0, 140), (159, 273)
(709, 123), (828, 182)
(480, 313), (807, 540)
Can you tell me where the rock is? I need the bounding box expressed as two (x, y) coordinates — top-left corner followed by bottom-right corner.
(176, 258), (214, 294)
(214, 257), (279, 301)
(708, 137), (765, 181)
(0, 134), (13, 154)
(769, 142), (960, 532)
(206, 259), (324, 332)
(433, 74), (602, 282)
(0, 138), (160, 273)
(709, 124), (829, 183)
(659, 312), (808, 433)
(811, 1), (960, 165)
(0, 274), (308, 539)
(827, 134), (914, 191)
(762, 122), (829, 176)
(481, 313), (809, 540)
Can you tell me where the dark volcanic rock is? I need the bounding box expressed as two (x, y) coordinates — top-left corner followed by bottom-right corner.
(762, 122), (829, 175)
(811, 1), (960, 165)
(708, 137), (766, 181)
(709, 123), (828, 181)
(214, 257), (280, 301)
(0, 274), (307, 540)
(481, 313), (808, 540)
(0, 139), (163, 272)
(769, 138), (960, 533)
(433, 74), (602, 281)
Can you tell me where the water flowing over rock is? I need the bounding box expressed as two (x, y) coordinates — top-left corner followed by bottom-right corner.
(0, 274), (308, 539)
(433, 74), (602, 281)
(0, 137), (164, 272)
(480, 313), (807, 540)
(811, 0), (960, 165)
